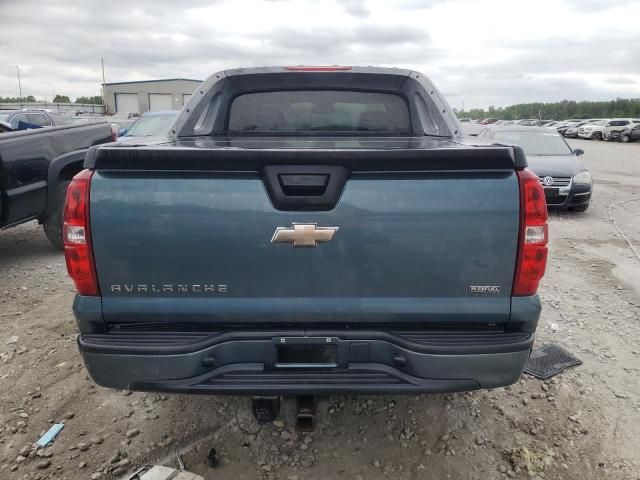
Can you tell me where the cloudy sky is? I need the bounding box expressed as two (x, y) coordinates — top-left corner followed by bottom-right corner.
(1, 0), (639, 109)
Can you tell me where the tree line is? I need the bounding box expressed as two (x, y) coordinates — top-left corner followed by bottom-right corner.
(0, 95), (103, 105)
(455, 98), (640, 120)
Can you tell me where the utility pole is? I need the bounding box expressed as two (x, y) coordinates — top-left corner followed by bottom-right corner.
(16, 65), (23, 106)
(101, 58), (107, 114)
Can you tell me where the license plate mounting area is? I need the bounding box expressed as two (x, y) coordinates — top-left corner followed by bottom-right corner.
(274, 337), (338, 368)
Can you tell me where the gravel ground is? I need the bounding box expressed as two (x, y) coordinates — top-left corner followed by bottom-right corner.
(0, 138), (639, 480)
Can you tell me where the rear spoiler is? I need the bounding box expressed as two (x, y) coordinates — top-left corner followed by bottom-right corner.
(85, 142), (527, 172)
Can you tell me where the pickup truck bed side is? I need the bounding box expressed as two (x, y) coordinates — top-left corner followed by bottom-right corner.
(0, 122), (113, 247)
(68, 67), (546, 395)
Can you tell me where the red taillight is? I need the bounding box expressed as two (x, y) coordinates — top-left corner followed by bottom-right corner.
(513, 168), (548, 296)
(63, 169), (99, 296)
(284, 66), (352, 71)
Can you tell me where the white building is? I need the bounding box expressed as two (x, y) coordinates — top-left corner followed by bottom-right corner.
(103, 78), (202, 114)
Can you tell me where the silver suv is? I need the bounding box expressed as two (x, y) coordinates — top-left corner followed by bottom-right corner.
(578, 119), (609, 140)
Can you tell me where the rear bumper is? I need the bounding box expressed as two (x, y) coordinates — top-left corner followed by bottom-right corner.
(78, 329), (534, 395)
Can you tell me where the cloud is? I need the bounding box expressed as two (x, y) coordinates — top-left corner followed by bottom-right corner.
(340, 0), (370, 17)
(482, 33), (640, 76)
(265, 24), (430, 54)
(605, 76), (638, 85)
(563, 0), (637, 10)
(441, 74), (601, 108)
(389, 0), (451, 8)
(0, 0), (638, 108)
(436, 27), (640, 106)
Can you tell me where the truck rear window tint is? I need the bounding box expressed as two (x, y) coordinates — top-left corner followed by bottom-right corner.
(228, 91), (410, 133)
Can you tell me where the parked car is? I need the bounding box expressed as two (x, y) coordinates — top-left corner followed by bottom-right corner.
(619, 123), (640, 143)
(479, 125), (591, 212)
(556, 120), (585, 137)
(0, 109), (63, 130)
(108, 112), (139, 133)
(479, 118), (498, 125)
(578, 119), (609, 140)
(458, 117), (472, 123)
(0, 122), (114, 248)
(114, 119), (136, 136)
(118, 110), (178, 138)
(564, 121), (592, 138)
(110, 112), (138, 121)
(603, 118), (640, 141)
(68, 67), (547, 415)
(608, 130), (624, 142)
(460, 121), (486, 136)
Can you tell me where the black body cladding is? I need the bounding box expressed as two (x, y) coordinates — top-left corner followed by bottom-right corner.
(86, 138), (523, 171)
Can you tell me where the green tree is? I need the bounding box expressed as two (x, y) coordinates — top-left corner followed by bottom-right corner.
(456, 97), (640, 121)
(75, 95), (103, 105)
(0, 95), (37, 102)
(52, 94), (71, 103)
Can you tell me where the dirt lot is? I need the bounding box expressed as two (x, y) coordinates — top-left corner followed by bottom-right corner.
(1, 138), (639, 480)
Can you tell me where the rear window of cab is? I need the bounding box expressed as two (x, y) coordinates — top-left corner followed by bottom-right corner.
(228, 90), (411, 134)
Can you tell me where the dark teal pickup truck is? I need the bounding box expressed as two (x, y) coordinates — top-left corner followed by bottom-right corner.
(65, 67), (548, 417)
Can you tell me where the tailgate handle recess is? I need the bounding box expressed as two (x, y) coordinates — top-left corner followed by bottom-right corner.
(278, 174), (329, 196)
(261, 165), (350, 211)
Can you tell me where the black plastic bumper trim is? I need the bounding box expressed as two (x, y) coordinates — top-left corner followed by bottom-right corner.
(79, 330), (534, 356)
(130, 362), (481, 395)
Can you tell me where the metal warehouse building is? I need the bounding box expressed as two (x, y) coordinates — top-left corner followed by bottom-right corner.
(103, 78), (202, 114)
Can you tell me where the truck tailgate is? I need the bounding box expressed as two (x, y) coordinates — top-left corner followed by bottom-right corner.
(88, 138), (520, 328)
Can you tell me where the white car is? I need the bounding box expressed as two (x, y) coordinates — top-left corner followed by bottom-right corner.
(564, 121), (593, 138)
(578, 119), (610, 140)
(603, 118), (640, 141)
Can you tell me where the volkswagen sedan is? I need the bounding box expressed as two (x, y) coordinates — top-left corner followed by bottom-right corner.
(479, 126), (592, 212)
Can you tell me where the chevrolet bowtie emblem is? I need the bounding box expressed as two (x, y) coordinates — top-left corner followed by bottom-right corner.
(271, 223), (339, 247)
